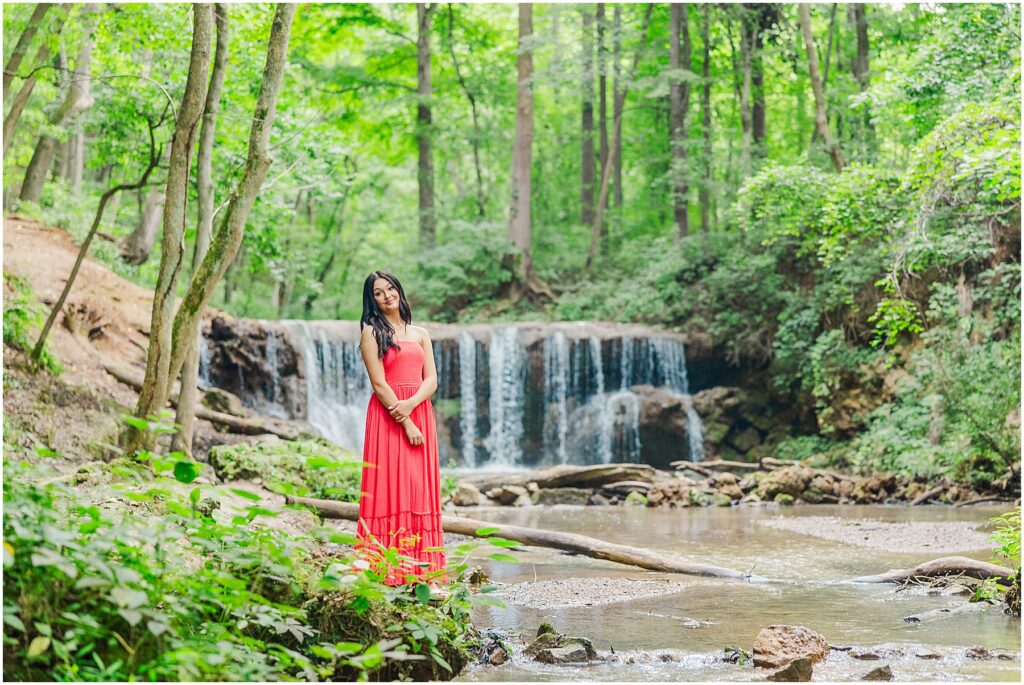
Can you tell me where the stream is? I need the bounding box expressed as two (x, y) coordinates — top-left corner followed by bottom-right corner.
(452, 503), (1020, 682)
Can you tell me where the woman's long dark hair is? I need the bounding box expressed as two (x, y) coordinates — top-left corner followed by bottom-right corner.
(360, 270), (413, 359)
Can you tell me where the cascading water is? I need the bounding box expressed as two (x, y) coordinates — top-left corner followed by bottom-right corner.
(213, 322), (705, 467)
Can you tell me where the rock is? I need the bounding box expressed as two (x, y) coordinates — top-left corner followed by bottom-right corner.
(533, 487), (593, 506)
(466, 566), (489, 585)
(903, 482), (926, 501)
(738, 476), (758, 493)
(741, 492), (763, 505)
(712, 471), (739, 486)
(849, 648), (881, 660)
(730, 426), (762, 453)
(202, 388), (251, 418)
(914, 650), (941, 660)
(535, 645), (590, 664)
(767, 657), (812, 682)
(523, 632), (596, 664)
(647, 481), (692, 508)
(753, 625), (830, 669)
(486, 485), (530, 506)
(536, 621), (555, 637)
(712, 492), (733, 507)
(526, 481), (539, 493)
(451, 481), (482, 506)
(624, 491), (648, 506)
(808, 474), (837, 496)
(196, 497), (220, 517)
(838, 479), (855, 499)
(485, 641), (509, 666)
(861, 665), (893, 681)
(588, 493), (610, 506)
(774, 493), (795, 506)
(964, 646), (996, 660)
(758, 466), (815, 500)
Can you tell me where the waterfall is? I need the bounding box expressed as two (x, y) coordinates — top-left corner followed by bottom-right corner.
(458, 332), (479, 467)
(483, 326), (526, 468)
(265, 326), (283, 406)
(197, 331), (211, 389)
(650, 337), (706, 462)
(543, 332), (570, 464)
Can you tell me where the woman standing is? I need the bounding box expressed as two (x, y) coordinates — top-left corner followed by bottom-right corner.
(356, 270), (447, 590)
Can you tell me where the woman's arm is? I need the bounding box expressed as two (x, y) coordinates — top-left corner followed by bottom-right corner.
(359, 326), (411, 425)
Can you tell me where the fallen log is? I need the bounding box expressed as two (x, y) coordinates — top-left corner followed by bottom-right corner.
(910, 485), (945, 506)
(290, 495), (759, 580)
(102, 361), (311, 441)
(462, 463), (657, 493)
(670, 459), (760, 474)
(902, 602), (990, 624)
(953, 496), (1017, 508)
(845, 556), (1014, 586)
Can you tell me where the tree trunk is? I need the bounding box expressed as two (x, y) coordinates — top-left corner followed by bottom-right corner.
(19, 4), (97, 205)
(737, 10), (753, 177)
(798, 4), (844, 172)
(118, 146), (169, 265)
(65, 125), (84, 193)
(612, 4), (623, 210)
(596, 3), (609, 253)
(580, 6), (595, 225)
(417, 4), (435, 249)
(290, 495), (755, 580)
(506, 3), (552, 303)
(585, 4), (654, 270)
(2, 4), (69, 160)
(751, 10), (766, 155)
(160, 3), (296, 420)
(669, 3), (691, 239)
(810, 4), (837, 146)
(445, 5), (485, 218)
(3, 3), (52, 101)
(123, 4), (214, 456)
(850, 3), (875, 157)
(172, 3), (230, 457)
(699, 4), (712, 232)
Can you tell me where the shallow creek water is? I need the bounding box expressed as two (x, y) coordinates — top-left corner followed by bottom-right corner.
(451, 504), (1020, 682)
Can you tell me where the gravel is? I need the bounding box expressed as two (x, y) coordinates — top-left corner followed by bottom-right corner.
(494, 576), (687, 609)
(758, 516), (992, 553)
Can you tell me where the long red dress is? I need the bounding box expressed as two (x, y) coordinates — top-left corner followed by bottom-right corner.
(356, 340), (447, 586)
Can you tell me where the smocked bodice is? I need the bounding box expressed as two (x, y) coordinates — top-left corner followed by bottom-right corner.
(383, 341), (424, 385)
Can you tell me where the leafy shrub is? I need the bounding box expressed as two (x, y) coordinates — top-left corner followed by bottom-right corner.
(3, 273), (62, 375)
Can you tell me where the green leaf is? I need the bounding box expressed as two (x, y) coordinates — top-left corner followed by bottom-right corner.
(119, 609), (143, 627)
(173, 461), (201, 484)
(120, 415), (150, 431)
(475, 526), (501, 536)
(33, 622), (52, 637)
(27, 635), (50, 658)
(229, 488), (262, 501)
(487, 552), (519, 563)
(414, 582), (431, 605)
(146, 620), (168, 636)
(486, 537), (521, 548)
(189, 487), (202, 505)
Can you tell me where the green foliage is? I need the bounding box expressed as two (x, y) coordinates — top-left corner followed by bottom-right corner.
(207, 439), (364, 503)
(2, 273), (62, 375)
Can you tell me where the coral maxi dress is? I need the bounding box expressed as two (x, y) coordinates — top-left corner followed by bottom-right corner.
(356, 339), (447, 586)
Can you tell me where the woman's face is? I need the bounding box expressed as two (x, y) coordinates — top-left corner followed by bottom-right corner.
(373, 277), (400, 313)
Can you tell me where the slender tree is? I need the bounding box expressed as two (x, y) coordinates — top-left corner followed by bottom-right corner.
(849, 2), (875, 157)
(596, 3), (608, 251)
(699, 4), (712, 232)
(612, 3), (623, 210)
(669, 3), (692, 238)
(737, 9), (753, 177)
(417, 4), (436, 248)
(124, 4), (214, 455)
(172, 3), (230, 457)
(581, 5), (595, 225)
(19, 4), (98, 204)
(3, 5), (70, 159)
(3, 3), (52, 101)
(445, 4), (485, 217)
(799, 3), (844, 172)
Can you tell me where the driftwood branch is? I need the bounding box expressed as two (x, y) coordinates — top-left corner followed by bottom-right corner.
(101, 360), (310, 441)
(846, 556), (1014, 586)
(290, 495), (759, 581)
(911, 485), (945, 506)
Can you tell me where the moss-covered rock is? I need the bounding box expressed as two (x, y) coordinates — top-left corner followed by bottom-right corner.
(208, 438), (362, 501)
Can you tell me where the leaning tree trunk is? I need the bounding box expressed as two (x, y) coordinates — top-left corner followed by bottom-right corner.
(19, 4), (97, 205)
(799, 4), (844, 172)
(3, 3), (52, 101)
(172, 3), (230, 457)
(699, 4), (712, 232)
(3, 5), (70, 160)
(585, 3), (654, 270)
(162, 4), (296, 419)
(123, 4), (214, 456)
(846, 557), (1015, 586)
(118, 173), (166, 265)
(669, 3), (691, 239)
(417, 4), (436, 249)
(289, 495), (755, 580)
(580, 5), (595, 225)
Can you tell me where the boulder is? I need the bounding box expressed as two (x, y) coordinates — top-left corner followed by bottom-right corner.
(712, 492), (733, 507)
(624, 491), (648, 507)
(730, 426), (762, 453)
(532, 487), (592, 506)
(752, 625), (829, 669)
(767, 657), (813, 682)
(202, 388), (251, 418)
(758, 466), (815, 500)
(647, 481), (692, 508)
(486, 485), (531, 506)
(523, 632), (596, 664)
(861, 665), (893, 681)
(451, 482), (482, 506)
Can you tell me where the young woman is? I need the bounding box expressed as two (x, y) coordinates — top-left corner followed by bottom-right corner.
(356, 270), (447, 592)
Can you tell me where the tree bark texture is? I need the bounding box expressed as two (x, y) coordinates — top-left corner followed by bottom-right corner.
(596, 3), (609, 252)
(173, 3), (230, 457)
(737, 10), (753, 177)
(445, 5), (485, 217)
(699, 4), (712, 232)
(19, 4), (97, 204)
(417, 4), (435, 249)
(580, 6), (595, 225)
(119, 170), (167, 265)
(508, 4), (534, 268)
(612, 4), (623, 210)
(799, 4), (845, 172)
(124, 4), (214, 456)
(3, 3), (52, 101)
(669, 3), (691, 238)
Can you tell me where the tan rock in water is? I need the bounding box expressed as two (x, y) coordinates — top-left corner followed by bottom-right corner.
(767, 657), (813, 681)
(753, 625), (829, 669)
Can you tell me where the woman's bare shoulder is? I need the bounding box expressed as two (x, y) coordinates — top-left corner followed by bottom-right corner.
(411, 324), (431, 342)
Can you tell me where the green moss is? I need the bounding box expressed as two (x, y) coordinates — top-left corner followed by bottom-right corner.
(774, 493), (795, 505)
(208, 439), (363, 501)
